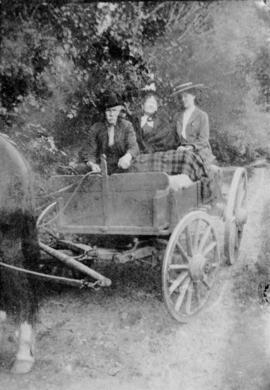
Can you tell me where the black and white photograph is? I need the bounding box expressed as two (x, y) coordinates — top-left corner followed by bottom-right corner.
(1, 1), (270, 389)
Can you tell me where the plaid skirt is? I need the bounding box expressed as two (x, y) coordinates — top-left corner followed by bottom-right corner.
(129, 149), (213, 199)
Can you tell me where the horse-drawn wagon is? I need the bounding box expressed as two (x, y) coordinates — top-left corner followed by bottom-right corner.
(37, 155), (248, 323)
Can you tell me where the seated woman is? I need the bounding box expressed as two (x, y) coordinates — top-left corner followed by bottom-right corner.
(127, 84), (176, 154)
(77, 91), (139, 175)
(126, 83), (209, 189)
(171, 82), (215, 165)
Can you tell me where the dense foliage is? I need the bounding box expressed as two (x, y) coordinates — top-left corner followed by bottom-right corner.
(1, 0), (270, 175)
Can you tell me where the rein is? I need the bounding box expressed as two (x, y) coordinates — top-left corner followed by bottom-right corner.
(37, 170), (100, 212)
(0, 260), (100, 289)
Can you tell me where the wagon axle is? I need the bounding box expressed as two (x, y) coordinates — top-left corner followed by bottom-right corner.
(189, 253), (211, 283)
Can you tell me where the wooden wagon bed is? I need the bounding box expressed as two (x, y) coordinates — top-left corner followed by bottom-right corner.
(48, 172), (211, 236)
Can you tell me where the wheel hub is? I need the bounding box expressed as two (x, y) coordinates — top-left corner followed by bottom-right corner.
(189, 253), (206, 281)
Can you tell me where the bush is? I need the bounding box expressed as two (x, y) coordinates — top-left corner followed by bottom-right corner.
(1, 0), (270, 175)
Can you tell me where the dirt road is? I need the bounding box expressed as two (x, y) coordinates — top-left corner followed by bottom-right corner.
(1, 167), (270, 390)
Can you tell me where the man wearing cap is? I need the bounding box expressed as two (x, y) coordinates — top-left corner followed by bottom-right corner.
(171, 82), (215, 165)
(78, 91), (139, 175)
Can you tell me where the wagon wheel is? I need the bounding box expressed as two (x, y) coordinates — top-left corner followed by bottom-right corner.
(224, 167), (248, 265)
(37, 201), (61, 242)
(162, 210), (220, 323)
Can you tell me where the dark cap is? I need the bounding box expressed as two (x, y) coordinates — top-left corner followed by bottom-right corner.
(100, 91), (123, 110)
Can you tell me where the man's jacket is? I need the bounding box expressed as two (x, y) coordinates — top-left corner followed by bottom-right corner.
(78, 118), (139, 174)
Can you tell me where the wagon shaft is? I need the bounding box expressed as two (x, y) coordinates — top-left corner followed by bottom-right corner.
(39, 242), (112, 287)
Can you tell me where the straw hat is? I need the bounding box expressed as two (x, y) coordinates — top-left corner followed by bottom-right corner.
(170, 82), (206, 97)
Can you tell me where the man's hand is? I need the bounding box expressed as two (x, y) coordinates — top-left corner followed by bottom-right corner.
(69, 161), (77, 169)
(86, 161), (101, 172)
(118, 152), (132, 170)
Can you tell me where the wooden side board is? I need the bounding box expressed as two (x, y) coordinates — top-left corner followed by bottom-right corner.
(169, 182), (200, 229)
(56, 172), (172, 233)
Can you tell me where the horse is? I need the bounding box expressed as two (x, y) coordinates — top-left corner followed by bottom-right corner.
(0, 133), (40, 374)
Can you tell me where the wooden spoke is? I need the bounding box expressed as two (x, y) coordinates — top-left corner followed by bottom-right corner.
(169, 271), (188, 296)
(175, 241), (189, 263)
(185, 284), (193, 314)
(193, 281), (200, 304)
(203, 241), (217, 257)
(175, 278), (191, 312)
(198, 225), (212, 253)
(169, 264), (189, 271)
(202, 276), (211, 290)
(193, 219), (201, 251)
(185, 226), (193, 257)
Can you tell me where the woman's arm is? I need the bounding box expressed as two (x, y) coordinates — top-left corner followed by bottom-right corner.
(193, 111), (210, 150)
(125, 121), (140, 158)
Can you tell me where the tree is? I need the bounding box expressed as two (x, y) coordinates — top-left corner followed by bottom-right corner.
(1, 1), (269, 172)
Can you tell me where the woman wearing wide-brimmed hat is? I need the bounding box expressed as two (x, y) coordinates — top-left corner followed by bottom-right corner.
(171, 82), (215, 165)
(78, 91), (139, 175)
(126, 82), (176, 154)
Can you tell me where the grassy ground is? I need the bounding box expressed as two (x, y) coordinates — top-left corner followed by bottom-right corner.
(1, 167), (270, 390)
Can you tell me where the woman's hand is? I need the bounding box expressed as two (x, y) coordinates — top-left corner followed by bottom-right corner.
(86, 161), (101, 173)
(118, 152), (132, 170)
(177, 146), (186, 152)
(177, 145), (194, 152)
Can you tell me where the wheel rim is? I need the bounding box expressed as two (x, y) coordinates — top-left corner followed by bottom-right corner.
(224, 168), (247, 265)
(37, 201), (61, 241)
(162, 211), (220, 323)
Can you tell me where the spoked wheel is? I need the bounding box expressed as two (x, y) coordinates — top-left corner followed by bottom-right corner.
(37, 201), (61, 241)
(224, 167), (248, 265)
(162, 211), (220, 323)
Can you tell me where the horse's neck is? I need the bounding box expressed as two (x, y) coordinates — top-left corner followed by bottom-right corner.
(0, 136), (33, 211)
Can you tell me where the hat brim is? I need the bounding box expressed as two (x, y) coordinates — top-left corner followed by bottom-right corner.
(170, 83), (206, 97)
